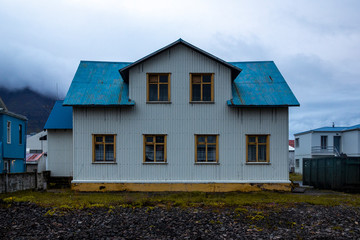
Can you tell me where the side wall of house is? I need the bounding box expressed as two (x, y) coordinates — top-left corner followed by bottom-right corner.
(47, 130), (73, 177)
(342, 130), (360, 156)
(72, 44), (289, 184)
(294, 133), (312, 174)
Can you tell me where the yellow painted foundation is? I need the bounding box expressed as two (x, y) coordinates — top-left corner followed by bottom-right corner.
(72, 182), (291, 192)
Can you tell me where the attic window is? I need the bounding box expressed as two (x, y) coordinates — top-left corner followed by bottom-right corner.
(190, 73), (214, 102)
(147, 73), (170, 102)
(7, 121), (11, 144)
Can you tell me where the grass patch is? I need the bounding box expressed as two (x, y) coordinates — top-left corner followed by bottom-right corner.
(1, 190), (360, 209)
(289, 173), (303, 182)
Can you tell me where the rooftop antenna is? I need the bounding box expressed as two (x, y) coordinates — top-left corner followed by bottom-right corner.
(332, 122), (335, 128)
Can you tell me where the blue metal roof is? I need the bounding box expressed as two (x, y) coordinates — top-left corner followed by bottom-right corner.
(295, 124), (360, 135)
(44, 100), (73, 130)
(227, 61), (300, 107)
(63, 61), (135, 106)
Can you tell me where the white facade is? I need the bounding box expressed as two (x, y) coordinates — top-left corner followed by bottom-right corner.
(294, 127), (360, 174)
(26, 131), (48, 153)
(72, 44), (290, 184)
(47, 129), (73, 177)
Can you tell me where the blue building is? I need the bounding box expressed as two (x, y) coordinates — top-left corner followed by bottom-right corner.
(0, 97), (27, 173)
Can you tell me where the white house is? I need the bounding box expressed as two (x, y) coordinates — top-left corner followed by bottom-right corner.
(294, 124), (360, 174)
(61, 39), (299, 192)
(44, 100), (73, 177)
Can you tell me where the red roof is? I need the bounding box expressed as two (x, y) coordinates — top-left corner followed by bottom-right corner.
(26, 153), (44, 163)
(289, 140), (294, 147)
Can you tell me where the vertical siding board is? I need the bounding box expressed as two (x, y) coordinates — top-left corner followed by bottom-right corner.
(72, 44), (289, 183)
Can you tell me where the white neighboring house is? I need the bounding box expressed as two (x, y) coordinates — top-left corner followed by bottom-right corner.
(289, 144), (295, 172)
(294, 124), (360, 174)
(62, 39), (300, 192)
(26, 131), (48, 153)
(44, 100), (73, 177)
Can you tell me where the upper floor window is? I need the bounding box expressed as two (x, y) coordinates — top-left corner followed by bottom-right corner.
(19, 124), (22, 145)
(321, 136), (327, 149)
(190, 73), (214, 102)
(144, 135), (167, 163)
(7, 121), (11, 144)
(93, 134), (116, 163)
(195, 135), (218, 163)
(246, 135), (269, 163)
(147, 73), (170, 102)
(295, 138), (299, 148)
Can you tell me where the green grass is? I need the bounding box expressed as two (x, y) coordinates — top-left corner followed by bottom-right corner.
(289, 173), (303, 182)
(1, 190), (360, 209)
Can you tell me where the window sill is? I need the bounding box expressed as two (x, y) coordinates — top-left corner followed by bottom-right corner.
(190, 101), (215, 104)
(143, 162), (168, 165)
(195, 162), (220, 165)
(246, 162), (271, 165)
(92, 162), (117, 164)
(146, 101), (172, 104)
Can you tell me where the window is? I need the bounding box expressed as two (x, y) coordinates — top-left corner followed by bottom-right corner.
(195, 135), (219, 163)
(7, 121), (11, 144)
(93, 135), (116, 162)
(190, 73), (214, 102)
(246, 135), (270, 163)
(321, 136), (327, 149)
(295, 159), (300, 168)
(295, 138), (299, 148)
(19, 124), (22, 144)
(143, 135), (167, 163)
(147, 73), (170, 102)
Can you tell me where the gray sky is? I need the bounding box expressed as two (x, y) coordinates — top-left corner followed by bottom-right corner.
(0, 0), (359, 137)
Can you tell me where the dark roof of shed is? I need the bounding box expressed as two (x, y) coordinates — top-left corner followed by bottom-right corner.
(227, 61), (300, 107)
(44, 100), (73, 130)
(119, 39), (242, 81)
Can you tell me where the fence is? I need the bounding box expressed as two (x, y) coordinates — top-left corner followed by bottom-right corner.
(303, 157), (360, 191)
(0, 171), (50, 193)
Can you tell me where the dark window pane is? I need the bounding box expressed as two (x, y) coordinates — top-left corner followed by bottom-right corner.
(248, 145), (256, 162)
(149, 84), (158, 101)
(149, 75), (158, 83)
(156, 145), (165, 162)
(198, 136), (205, 143)
(159, 84), (168, 101)
(156, 136), (164, 143)
(105, 135), (114, 143)
(145, 145), (154, 162)
(192, 84), (201, 101)
(203, 84), (211, 101)
(197, 145), (206, 162)
(207, 136), (216, 143)
(95, 144), (104, 161)
(248, 137), (256, 143)
(96, 136), (103, 142)
(105, 144), (114, 161)
(207, 145), (216, 162)
(192, 75), (201, 84)
(203, 75), (211, 83)
(258, 145), (267, 162)
(258, 136), (267, 143)
(159, 75), (168, 83)
(146, 136), (153, 143)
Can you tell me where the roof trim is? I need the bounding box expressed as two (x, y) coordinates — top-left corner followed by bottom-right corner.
(226, 100), (299, 107)
(119, 39), (242, 81)
(0, 109), (27, 121)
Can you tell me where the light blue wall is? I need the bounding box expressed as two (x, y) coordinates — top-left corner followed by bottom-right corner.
(0, 114), (27, 173)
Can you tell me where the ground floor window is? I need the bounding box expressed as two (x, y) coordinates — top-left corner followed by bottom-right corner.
(295, 159), (300, 168)
(93, 135), (116, 162)
(144, 135), (167, 163)
(246, 135), (270, 163)
(195, 135), (219, 163)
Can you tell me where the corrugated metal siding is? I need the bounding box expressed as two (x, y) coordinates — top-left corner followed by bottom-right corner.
(48, 130), (73, 177)
(72, 45), (289, 183)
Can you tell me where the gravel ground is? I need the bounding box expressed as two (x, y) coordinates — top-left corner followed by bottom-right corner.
(1, 201), (360, 239)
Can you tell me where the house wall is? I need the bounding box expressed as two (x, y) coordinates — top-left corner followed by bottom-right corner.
(26, 131), (48, 153)
(311, 132), (341, 151)
(342, 130), (360, 156)
(72, 44), (290, 185)
(47, 129), (73, 177)
(294, 133), (311, 174)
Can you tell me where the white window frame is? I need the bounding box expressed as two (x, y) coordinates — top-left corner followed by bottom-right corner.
(7, 121), (11, 144)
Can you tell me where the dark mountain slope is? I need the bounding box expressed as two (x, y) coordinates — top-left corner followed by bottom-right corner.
(0, 87), (56, 134)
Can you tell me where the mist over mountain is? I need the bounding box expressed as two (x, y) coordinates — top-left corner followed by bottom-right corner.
(0, 87), (56, 134)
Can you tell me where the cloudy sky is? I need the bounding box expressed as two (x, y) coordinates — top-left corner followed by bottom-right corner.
(0, 0), (359, 137)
